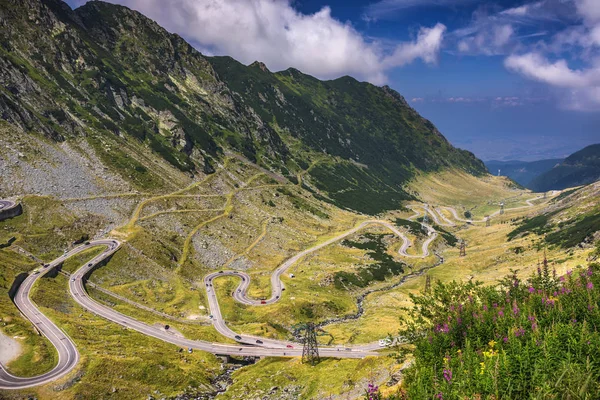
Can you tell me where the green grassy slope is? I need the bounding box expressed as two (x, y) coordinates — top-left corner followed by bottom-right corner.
(1, 0), (486, 214)
(529, 144), (600, 192)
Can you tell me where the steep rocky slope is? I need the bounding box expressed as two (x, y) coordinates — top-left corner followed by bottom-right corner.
(0, 0), (485, 214)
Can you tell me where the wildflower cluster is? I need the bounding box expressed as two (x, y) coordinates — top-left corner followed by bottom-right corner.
(390, 263), (600, 399)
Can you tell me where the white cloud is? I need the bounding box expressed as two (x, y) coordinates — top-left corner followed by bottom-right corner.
(364, 0), (478, 20)
(457, 24), (515, 55)
(500, 5), (530, 17)
(499, 0), (600, 109)
(94, 0), (446, 84)
(505, 53), (600, 87)
(505, 53), (600, 109)
(575, 0), (600, 24)
(383, 23), (447, 67)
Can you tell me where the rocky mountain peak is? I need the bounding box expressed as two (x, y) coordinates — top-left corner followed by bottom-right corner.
(249, 61), (270, 73)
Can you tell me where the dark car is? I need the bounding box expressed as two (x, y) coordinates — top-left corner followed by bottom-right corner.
(219, 271), (224, 274)
(234, 335), (242, 340)
(256, 340), (263, 344)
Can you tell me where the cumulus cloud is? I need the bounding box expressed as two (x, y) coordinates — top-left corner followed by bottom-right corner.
(576, 0), (600, 23)
(382, 23), (447, 67)
(502, 0), (600, 110)
(88, 0), (446, 84)
(505, 53), (600, 88)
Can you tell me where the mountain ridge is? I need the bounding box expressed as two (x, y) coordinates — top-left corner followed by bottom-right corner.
(485, 158), (563, 187)
(0, 0), (486, 213)
(528, 144), (600, 192)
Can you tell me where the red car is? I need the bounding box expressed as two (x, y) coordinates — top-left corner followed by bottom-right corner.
(286, 344), (293, 349)
(260, 300), (267, 304)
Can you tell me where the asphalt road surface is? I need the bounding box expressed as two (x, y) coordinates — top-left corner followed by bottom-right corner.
(0, 200), (16, 210)
(0, 194), (547, 389)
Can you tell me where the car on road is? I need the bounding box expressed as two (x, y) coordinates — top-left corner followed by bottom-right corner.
(219, 271), (223, 273)
(234, 335), (242, 340)
(84, 241), (90, 245)
(256, 340), (263, 344)
(379, 338), (392, 347)
(286, 344), (293, 349)
(260, 300), (267, 304)
(71, 278), (76, 282)
(209, 314), (213, 319)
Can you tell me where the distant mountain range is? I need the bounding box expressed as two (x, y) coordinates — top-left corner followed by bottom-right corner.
(486, 144), (600, 192)
(528, 144), (600, 192)
(484, 159), (563, 187)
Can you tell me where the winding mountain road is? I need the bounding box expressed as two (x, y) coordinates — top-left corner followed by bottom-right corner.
(0, 200), (15, 210)
(1, 193), (546, 389)
(439, 195), (545, 224)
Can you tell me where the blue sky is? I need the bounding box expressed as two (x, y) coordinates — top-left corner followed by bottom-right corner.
(66, 0), (600, 161)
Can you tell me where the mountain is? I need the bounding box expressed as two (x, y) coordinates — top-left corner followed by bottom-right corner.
(485, 159), (563, 187)
(528, 144), (600, 192)
(0, 0), (485, 214)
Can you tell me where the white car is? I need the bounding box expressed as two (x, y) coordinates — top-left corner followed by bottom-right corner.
(378, 338), (392, 347)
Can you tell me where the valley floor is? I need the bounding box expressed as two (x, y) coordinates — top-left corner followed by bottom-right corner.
(0, 134), (596, 399)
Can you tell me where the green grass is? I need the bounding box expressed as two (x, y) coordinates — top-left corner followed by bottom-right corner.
(0, 249), (58, 378)
(25, 272), (221, 399)
(335, 234), (406, 289)
(220, 356), (397, 399)
(507, 211), (558, 241)
(546, 213), (600, 248)
(0, 196), (106, 261)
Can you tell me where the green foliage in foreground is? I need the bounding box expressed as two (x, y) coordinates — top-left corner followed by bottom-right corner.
(383, 262), (600, 399)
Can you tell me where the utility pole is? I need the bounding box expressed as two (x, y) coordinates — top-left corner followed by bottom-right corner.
(499, 202), (505, 215)
(458, 239), (467, 257)
(459, 240), (466, 257)
(302, 323), (320, 365)
(424, 275), (432, 294)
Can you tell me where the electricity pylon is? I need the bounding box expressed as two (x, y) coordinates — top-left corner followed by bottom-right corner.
(293, 323), (325, 365)
(459, 240), (466, 257)
(301, 323), (320, 365)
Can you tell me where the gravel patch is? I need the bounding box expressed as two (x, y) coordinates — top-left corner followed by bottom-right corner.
(0, 329), (22, 365)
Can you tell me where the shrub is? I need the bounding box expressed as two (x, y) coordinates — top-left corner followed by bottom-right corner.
(385, 263), (600, 399)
